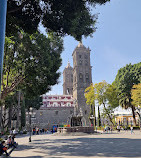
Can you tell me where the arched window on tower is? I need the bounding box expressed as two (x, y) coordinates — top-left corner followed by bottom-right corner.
(79, 73), (83, 82)
(71, 74), (73, 82)
(79, 60), (82, 65)
(86, 73), (89, 82)
(67, 88), (70, 95)
(74, 75), (76, 82)
(85, 60), (88, 66)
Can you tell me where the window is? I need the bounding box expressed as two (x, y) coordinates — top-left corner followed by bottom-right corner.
(79, 73), (83, 82)
(67, 88), (70, 95)
(86, 73), (89, 82)
(85, 55), (88, 59)
(71, 74), (73, 82)
(79, 55), (82, 58)
(85, 60), (88, 66)
(85, 110), (87, 115)
(79, 60), (82, 65)
(55, 111), (58, 115)
(67, 103), (71, 107)
(70, 110), (73, 114)
(53, 102), (58, 107)
(74, 76), (76, 82)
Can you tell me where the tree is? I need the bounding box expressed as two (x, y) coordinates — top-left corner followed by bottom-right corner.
(1, 31), (63, 100)
(7, 0), (110, 40)
(131, 83), (141, 107)
(97, 105), (101, 127)
(131, 83), (141, 128)
(113, 63), (141, 124)
(94, 81), (119, 126)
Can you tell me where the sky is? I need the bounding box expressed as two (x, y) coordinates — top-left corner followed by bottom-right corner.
(41, 0), (141, 95)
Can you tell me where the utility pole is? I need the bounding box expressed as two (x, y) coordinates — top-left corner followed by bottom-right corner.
(0, 0), (7, 132)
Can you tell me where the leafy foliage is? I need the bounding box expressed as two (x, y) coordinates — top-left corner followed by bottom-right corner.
(131, 83), (141, 107)
(85, 81), (119, 126)
(7, 0), (110, 40)
(25, 96), (42, 110)
(113, 62), (141, 123)
(1, 32), (63, 100)
(85, 83), (95, 106)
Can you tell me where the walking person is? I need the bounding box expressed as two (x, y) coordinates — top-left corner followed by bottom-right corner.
(130, 126), (134, 134)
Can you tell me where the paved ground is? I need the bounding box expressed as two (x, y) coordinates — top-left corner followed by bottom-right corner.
(10, 130), (141, 158)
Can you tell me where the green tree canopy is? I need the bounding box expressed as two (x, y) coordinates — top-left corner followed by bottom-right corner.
(7, 0), (110, 40)
(113, 62), (141, 124)
(131, 83), (141, 108)
(85, 81), (119, 126)
(1, 31), (63, 100)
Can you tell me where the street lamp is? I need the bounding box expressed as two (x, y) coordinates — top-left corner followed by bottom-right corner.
(90, 115), (94, 126)
(27, 107), (35, 142)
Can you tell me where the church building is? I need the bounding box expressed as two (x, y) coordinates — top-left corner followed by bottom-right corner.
(34, 42), (92, 129)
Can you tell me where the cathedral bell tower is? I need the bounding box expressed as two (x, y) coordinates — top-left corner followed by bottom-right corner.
(63, 61), (73, 95)
(72, 42), (92, 126)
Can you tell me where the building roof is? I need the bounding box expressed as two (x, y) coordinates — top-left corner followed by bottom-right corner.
(72, 42), (90, 56)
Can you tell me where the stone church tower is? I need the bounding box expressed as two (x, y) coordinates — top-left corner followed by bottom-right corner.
(72, 42), (92, 126)
(63, 61), (73, 95)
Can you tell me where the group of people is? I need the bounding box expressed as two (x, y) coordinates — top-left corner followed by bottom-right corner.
(32, 127), (49, 135)
(0, 134), (17, 156)
(103, 126), (113, 133)
(117, 125), (134, 134)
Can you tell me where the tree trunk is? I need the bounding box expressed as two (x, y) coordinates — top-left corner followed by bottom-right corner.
(8, 106), (12, 129)
(97, 105), (101, 127)
(103, 102), (114, 126)
(93, 105), (96, 129)
(21, 96), (26, 128)
(131, 104), (136, 125)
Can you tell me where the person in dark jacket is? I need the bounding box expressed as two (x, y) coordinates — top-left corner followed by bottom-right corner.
(0, 141), (9, 156)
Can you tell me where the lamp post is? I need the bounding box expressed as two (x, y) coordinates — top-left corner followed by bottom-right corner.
(27, 107), (35, 142)
(90, 115), (95, 130)
(90, 115), (94, 126)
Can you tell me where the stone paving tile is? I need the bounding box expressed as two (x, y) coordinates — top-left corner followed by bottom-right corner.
(10, 131), (141, 158)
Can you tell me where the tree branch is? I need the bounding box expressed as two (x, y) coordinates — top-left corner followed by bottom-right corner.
(7, 0), (30, 14)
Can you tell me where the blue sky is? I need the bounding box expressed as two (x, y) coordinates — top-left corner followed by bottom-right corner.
(43, 0), (141, 95)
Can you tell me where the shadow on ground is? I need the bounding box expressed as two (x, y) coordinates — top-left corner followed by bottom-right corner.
(11, 137), (141, 158)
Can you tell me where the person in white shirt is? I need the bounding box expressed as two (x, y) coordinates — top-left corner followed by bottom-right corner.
(130, 126), (134, 134)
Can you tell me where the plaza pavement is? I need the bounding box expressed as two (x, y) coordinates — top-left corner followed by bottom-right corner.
(10, 130), (141, 158)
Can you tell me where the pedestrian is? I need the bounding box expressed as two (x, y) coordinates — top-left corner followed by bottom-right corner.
(6, 135), (12, 148)
(130, 126), (134, 134)
(117, 125), (120, 132)
(124, 125), (128, 132)
(33, 128), (36, 135)
(36, 127), (39, 135)
(110, 126), (113, 133)
(0, 141), (9, 156)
